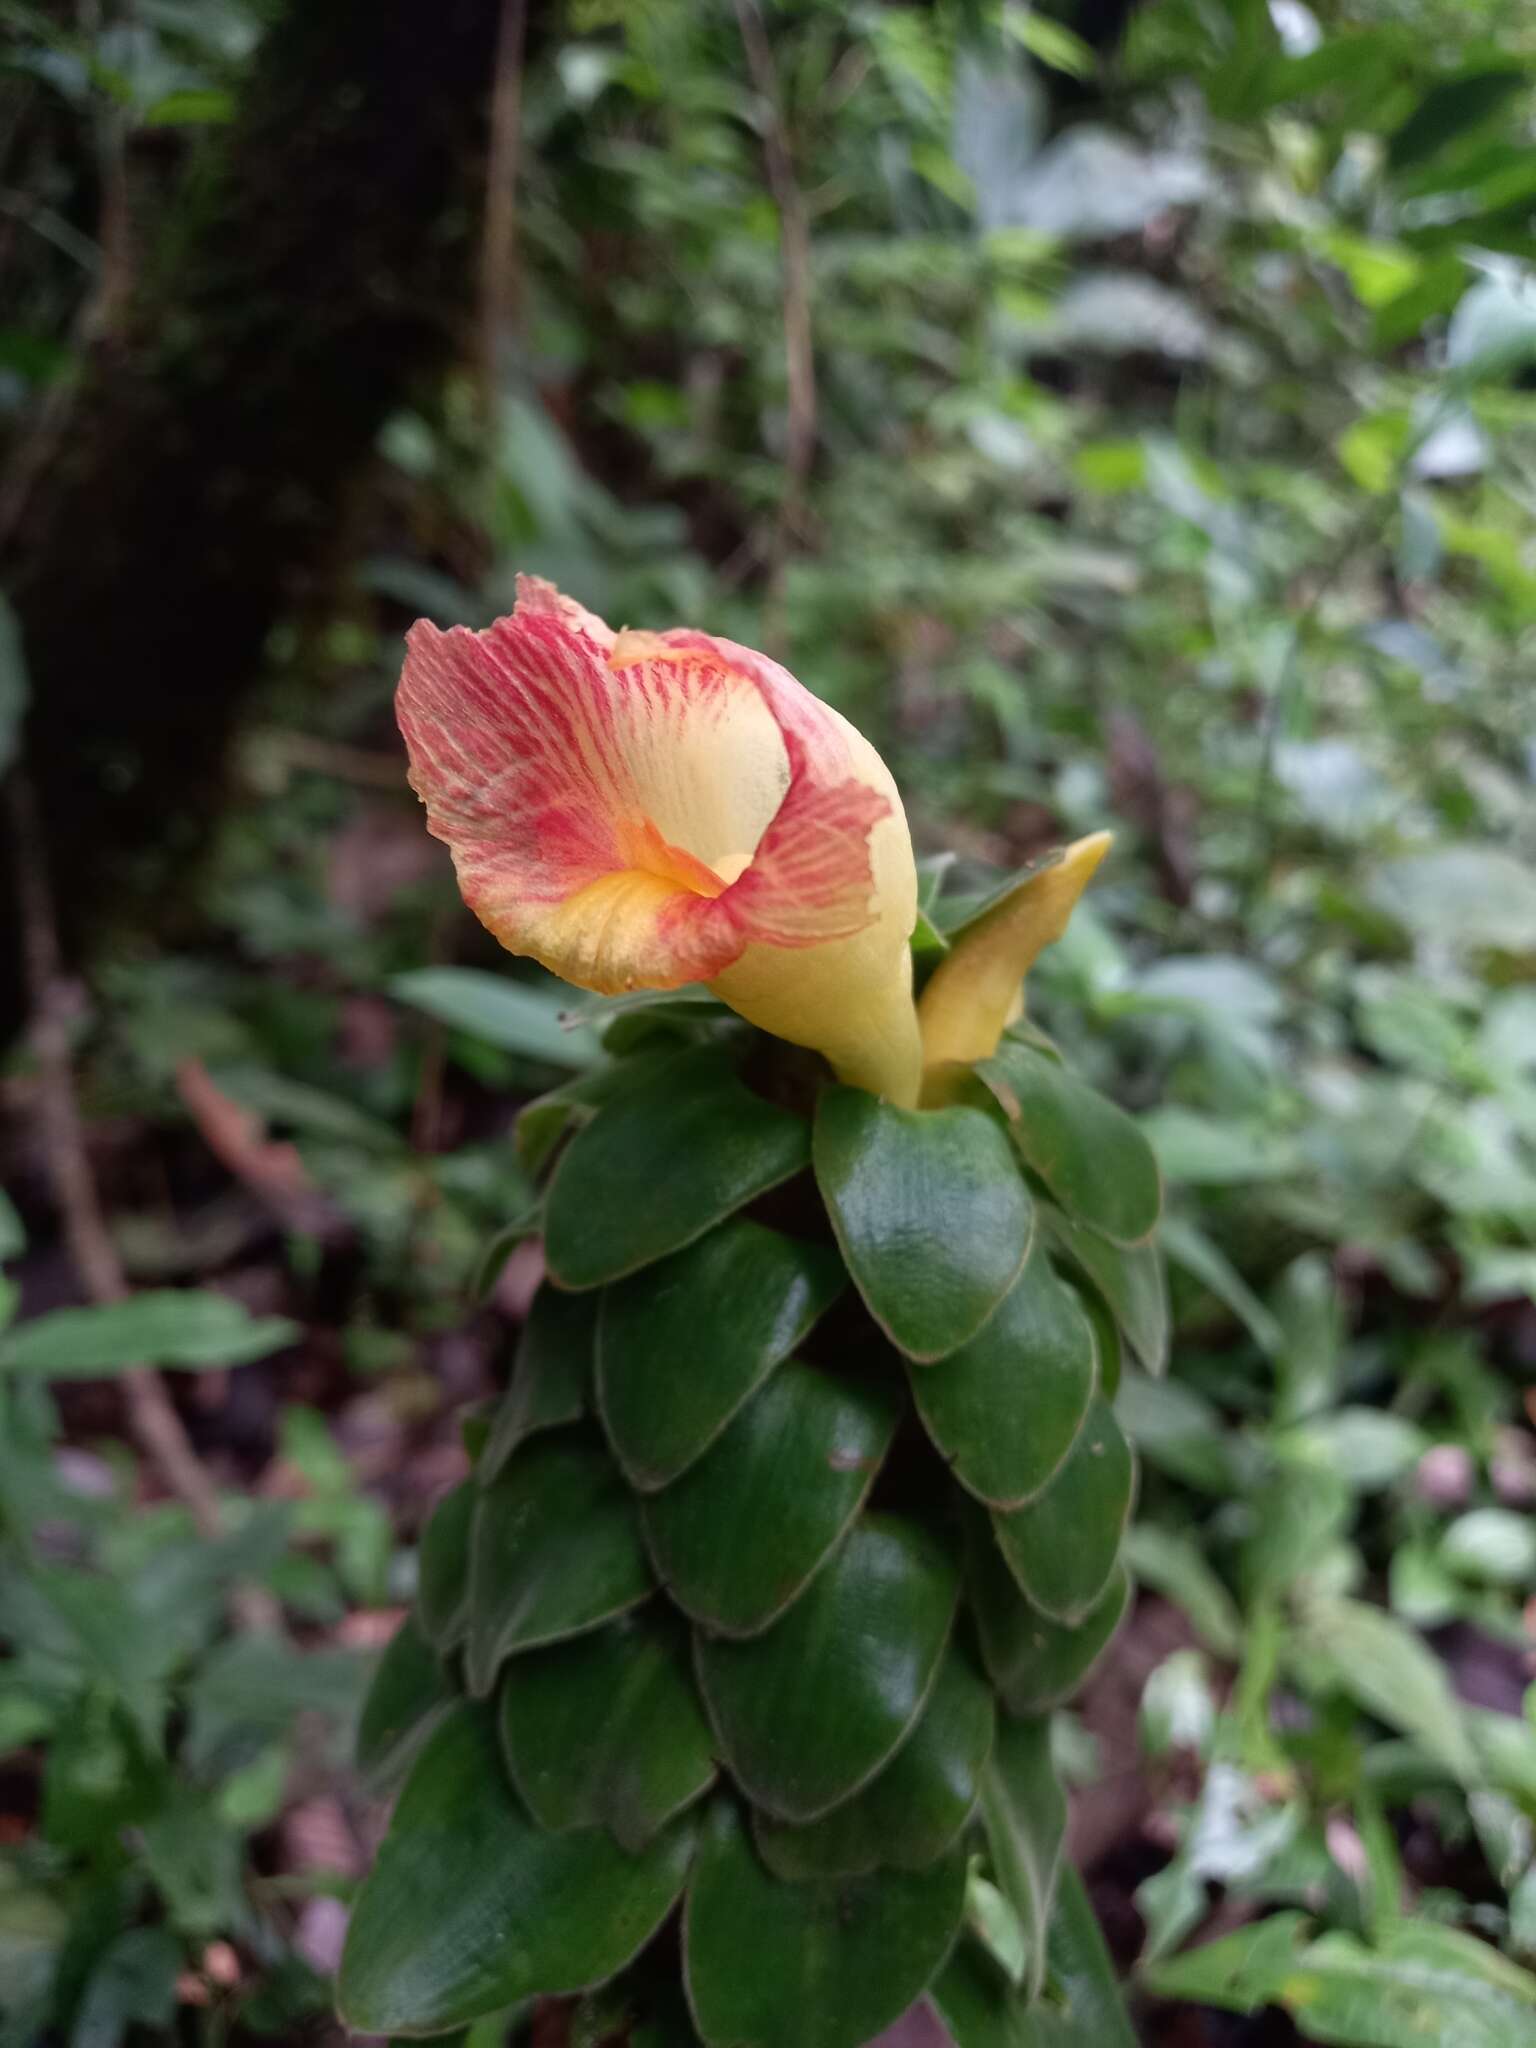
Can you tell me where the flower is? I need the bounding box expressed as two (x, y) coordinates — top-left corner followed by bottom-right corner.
(917, 832), (1112, 1097)
(397, 577), (923, 1103)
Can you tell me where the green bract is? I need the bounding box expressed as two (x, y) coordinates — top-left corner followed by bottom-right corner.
(341, 1021), (1158, 2045)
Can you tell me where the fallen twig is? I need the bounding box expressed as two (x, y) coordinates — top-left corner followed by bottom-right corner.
(7, 774), (280, 1629)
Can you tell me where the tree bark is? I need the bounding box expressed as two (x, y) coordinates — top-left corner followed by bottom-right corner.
(1, 0), (517, 1034)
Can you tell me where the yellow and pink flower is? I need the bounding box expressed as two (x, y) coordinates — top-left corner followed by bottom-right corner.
(398, 577), (1112, 1110)
(398, 577), (924, 1104)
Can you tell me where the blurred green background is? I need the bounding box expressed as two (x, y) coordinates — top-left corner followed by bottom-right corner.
(3, 1), (1536, 2042)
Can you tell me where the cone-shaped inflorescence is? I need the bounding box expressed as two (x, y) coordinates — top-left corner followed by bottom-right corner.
(340, 1002), (1160, 2048)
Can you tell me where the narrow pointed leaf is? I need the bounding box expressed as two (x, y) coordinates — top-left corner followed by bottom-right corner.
(498, 1607), (716, 1852)
(466, 1432), (652, 1694)
(992, 1400), (1135, 1624)
(1040, 1209), (1167, 1377)
(696, 1516), (959, 1822)
(684, 1800), (966, 2048)
(910, 1239), (1095, 1509)
(480, 1287), (595, 1485)
(981, 1716), (1065, 2003)
(641, 1361), (899, 1635)
(599, 1222), (844, 1491)
(338, 1704), (695, 2037)
(815, 1089), (1031, 1363)
(755, 1646), (994, 1879)
(357, 1613), (455, 1790)
(417, 1481), (476, 1653)
(932, 1870), (1137, 2047)
(545, 1049), (811, 1289)
(979, 1042), (1161, 1247)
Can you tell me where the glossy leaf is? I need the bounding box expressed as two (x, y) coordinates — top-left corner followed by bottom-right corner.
(754, 1646), (994, 1878)
(417, 1481), (477, 1653)
(981, 1715), (1065, 2003)
(338, 1704), (695, 2036)
(599, 1222), (844, 1491)
(641, 1360), (900, 1635)
(479, 1287), (596, 1485)
(684, 1799), (966, 2048)
(979, 1041), (1160, 1246)
(1040, 1206), (1167, 1375)
(970, 1529), (1131, 1716)
(696, 1515), (959, 1822)
(815, 1088), (1031, 1362)
(517, 1047), (683, 1178)
(498, 1607), (716, 1852)
(992, 1400), (1134, 1624)
(910, 1238), (1095, 1509)
(356, 1613), (455, 1789)
(465, 1432), (652, 1694)
(545, 1048), (811, 1289)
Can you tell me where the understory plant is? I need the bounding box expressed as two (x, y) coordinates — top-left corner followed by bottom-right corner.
(337, 583), (1163, 2045)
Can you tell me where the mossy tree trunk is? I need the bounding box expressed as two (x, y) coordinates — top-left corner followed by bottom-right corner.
(1, 0), (523, 1034)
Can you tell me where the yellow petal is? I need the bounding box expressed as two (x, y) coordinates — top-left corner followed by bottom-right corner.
(917, 832), (1113, 1091)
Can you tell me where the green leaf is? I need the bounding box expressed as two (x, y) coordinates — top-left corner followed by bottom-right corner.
(1038, 1210), (1168, 1376)
(417, 1481), (477, 1653)
(815, 1089), (1031, 1363)
(934, 1865), (1137, 2045)
(1120, 1526), (1241, 1659)
(497, 1607), (715, 1852)
(1439, 1508), (1536, 1586)
(0, 594), (30, 778)
(74, 1928), (182, 2048)
(479, 1287), (596, 1485)
(390, 967), (600, 1069)
(142, 87), (235, 126)
(910, 1237), (1095, 1510)
(978, 1042), (1160, 1246)
(1367, 846), (1536, 956)
(981, 1715), (1065, 2003)
(969, 1526), (1131, 1715)
(0, 1291), (298, 1376)
(641, 1360), (899, 1635)
(1004, 11), (1093, 79)
(140, 1792), (245, 1936)
(598, 1221), (844, 1490)
(0, 1187), (24, 1263)
(696, 1515), (959, 1822)
(1139, 1908), (1310, 2013)
(1145, 1916), (1536, 2047)
(356, 1614), (455, 1790)
(545, 1048), (811, 1289)
(755, 1646), (994, 1879)
(206, 1063), (404, 1152)
(1298, 1596), (1479, 1784)
(992, 1399), (1134, 1624)
(1160, 1217), (1283, 1355)
(516, 1048), (683, 1177)
(466, 1432), (652, 1693)
(1388, 69), (1528, 173)
(684, 1799), (966, 2048)
(338, 1704), (696, 2036)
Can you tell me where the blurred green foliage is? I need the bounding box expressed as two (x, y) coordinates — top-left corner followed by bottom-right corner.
(4, 0), (1536, 2041)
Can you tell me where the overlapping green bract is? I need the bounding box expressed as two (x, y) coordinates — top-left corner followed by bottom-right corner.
(339, 1019), (1159, 2047)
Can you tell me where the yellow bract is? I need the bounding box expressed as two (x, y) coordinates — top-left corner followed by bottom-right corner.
(916, 833), (1113, 1102)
